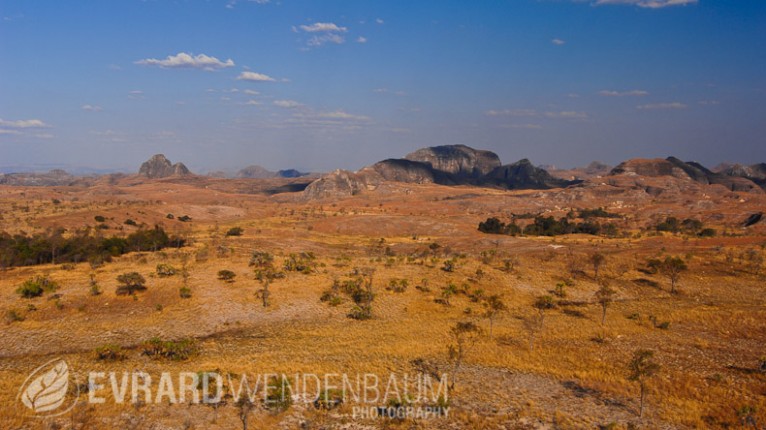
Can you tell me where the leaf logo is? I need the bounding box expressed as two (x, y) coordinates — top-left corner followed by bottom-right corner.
(18, 358), (78, 417)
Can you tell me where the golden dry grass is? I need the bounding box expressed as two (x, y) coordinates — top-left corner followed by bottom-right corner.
(0, 180), (765, 429)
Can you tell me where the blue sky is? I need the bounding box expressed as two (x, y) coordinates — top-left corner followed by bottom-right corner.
(1, 0), (764, 173)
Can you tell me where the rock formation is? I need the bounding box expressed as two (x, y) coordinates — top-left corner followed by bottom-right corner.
(138, 154), (191, 179)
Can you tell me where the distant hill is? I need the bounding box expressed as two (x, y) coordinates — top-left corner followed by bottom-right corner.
(609, 157), (762, 192)
(138, 154), (191, 179)
(304, 144), (578, 198)
(236, 165), (310, 179)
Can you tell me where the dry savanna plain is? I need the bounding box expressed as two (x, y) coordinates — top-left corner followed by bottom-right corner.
(0, 174), (765, 430)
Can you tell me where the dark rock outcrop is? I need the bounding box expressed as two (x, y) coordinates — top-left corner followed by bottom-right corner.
(404, 144), (501, 178)
(138, 154), (191, 179)
(304, 144), (577, 198)
(721, 163), (766, 189)
(610, 157), (762, 192)
(485, 159), (575, 190)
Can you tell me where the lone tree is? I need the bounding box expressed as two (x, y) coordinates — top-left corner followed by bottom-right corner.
(659, 256), (687, 294)
(595, 280), (616, 326)
(236, 393), (255, 430)
(116, 272), (146, 295)
(590, 251), (606, 279)
(483, 295), (507, 337)
(447, 321), (482, 389)
(628, 349), (661, 418)
(533, 295), (556, 330)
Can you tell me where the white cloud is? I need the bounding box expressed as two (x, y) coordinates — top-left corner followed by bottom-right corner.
(485, 109), (538, 117)
(299, 22), (347, 33)
(243, 89), (260, 95)
(544, 111), (588, 119)
(81, 104), (103, 111)
(376, 18), (384, 24)
(698, 100), (720, 106)
(295, 22), (348, 47)
(245, 100), (261, 106)
(135, 52), (234, 71)
(237, 71), (276, 82)
(636, 102), (688, 110)
(551, 38), (566, 45)
(357, 36), (368, 43)
(486, 109), (587, 119)
(273, 99), (304, 109)
(503, 123), (543, 130)
(316, 110), (370, 121)
(0, 118), (50, 129)
(598, 89), (649, 97)
(592, 0), (697, 8)
(307, 34), (345, 46)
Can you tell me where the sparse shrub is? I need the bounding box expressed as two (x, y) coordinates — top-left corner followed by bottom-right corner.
(217, 269), (236, 282)
(386, 278), (408, 293)
(60, 263), (76, 271)
(156, 263), (177, 277)
(116, 272), (147, 295)
(179, 286), (192, 299)
(225, 227), (244, 237)
(124, 219), (137, 226)
(17, 276), (58, 298)
(554, 282), (567, 298)
(94, 344), (126, 361)
(94, 215), (106, 222)
(166, 213), (175, 219)
(283, 252), (317, 274)
(141, 338), (197, 360)
(5, 309), (25, 323)
(265, 376), (293, 413)
(178, 215), (192, 222)
(314, 389), (343, 410)
(347, 305), (373, 320)
(441, 259), (456, 272)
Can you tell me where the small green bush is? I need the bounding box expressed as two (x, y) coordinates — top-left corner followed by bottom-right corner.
(94, 344), (126, 361)
(156, 263), (177, 277)
(16, 276), (58, 298)
(225, 227), (244, 237)
(217, 270), (236, 282)
(141, 338), (197, 360)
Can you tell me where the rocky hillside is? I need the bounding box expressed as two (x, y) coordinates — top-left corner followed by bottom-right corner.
(304, 145), (578, 198)
(404, 144), (501, 178)
(138, 154), (191, 179)
(610, 157), (762, 192)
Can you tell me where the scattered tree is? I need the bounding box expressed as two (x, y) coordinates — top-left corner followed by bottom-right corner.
(590, 251), (606, 279)
(447, 321), (483, 389)
(533, 295), (556, 330)
(659, 256), (687, 294)
(116, 272), (146, 295)
(483, 295), (507, 337)
(628, 349), (661, 418)
(595, 280), (616, 326)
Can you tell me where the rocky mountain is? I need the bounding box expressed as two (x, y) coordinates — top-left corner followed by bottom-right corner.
(610, 157), (762, 192)
(304, 145), (579, 198)
(138, 154), (191, 179)
(484, 159), (573, 189)
(720, 163), (766, 188)
(404, 145), (501, 178)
